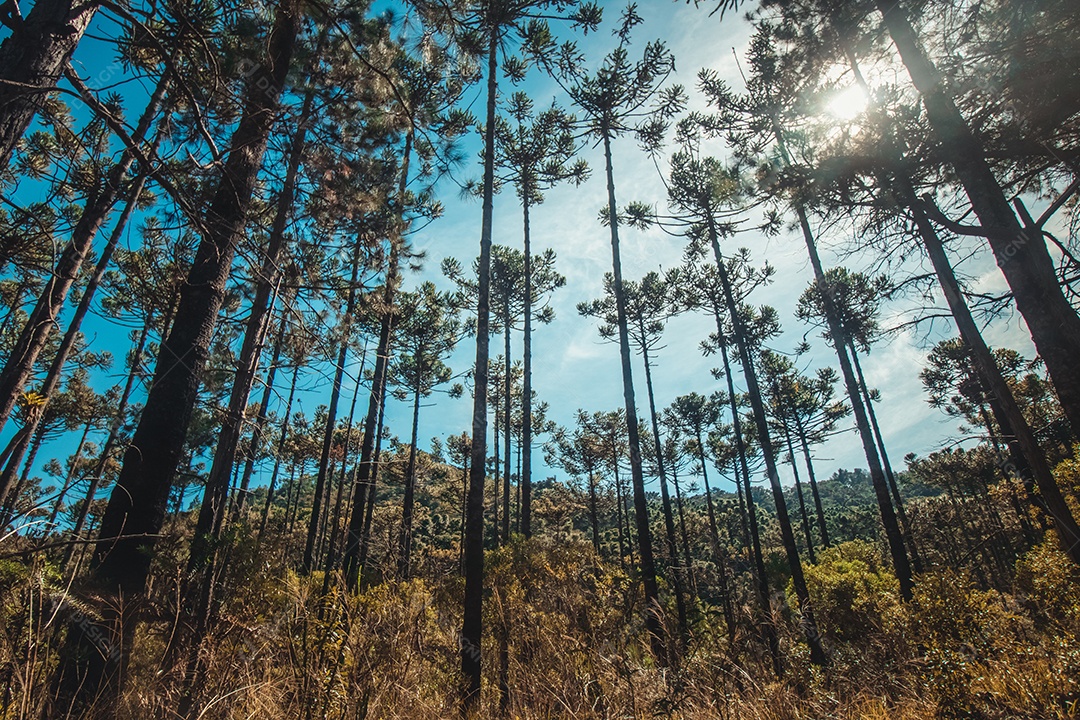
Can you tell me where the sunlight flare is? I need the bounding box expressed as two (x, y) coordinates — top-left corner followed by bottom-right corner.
(825, 85), (869, 121)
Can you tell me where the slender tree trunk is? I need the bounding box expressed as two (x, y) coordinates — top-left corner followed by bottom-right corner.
(462, 31), (498, 705)
(783, 426), (816, 564)
(521, 200), (533, 538)
(322, 374), (364, 598)
(0, 0), (99, 172)
(640, 342), (689, 646)
(304, 244), (362, 574)
(45, 418), (93, 530)
(877, 0), (1080, 437)
(612, 447), (627, 570)
(63, 324), (150, 570)
(286, 459), (305, 535)
(980, 401), (1037, 540)
(708, 218), (827, 664)
(342, 240), (400, 587)
(316, 456), (338, 570)
(587, 468), (600, 554)
(502, 302), (511, 545)
(492, 400), (500, 547)
(258, 359), (300, 541)
(849, 342), (923, 571)
(601, 129), (665, 661)
(398, 373), (423, 578)
(357, 387), (389, 590)
(0, 405), (47, 526)
(714, 303), (779, 674)
(459, 453), (468, 573)
(670, 458), (694, 592)
(50, 5), (299, 710)
(0, 70), (169, 434)
(789, 194), (913, 598)
(695, 428), (736, 641)
(190, 278), (282, 572)
(233, 309), (289, 520)
(795, 418), (830, 549)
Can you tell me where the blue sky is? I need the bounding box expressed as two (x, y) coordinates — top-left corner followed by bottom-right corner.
(3, 0), (1047, 511)
(389, 1), (1038, 496)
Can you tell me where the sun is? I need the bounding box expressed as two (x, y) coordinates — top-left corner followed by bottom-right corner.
(826, 85), (869, 121)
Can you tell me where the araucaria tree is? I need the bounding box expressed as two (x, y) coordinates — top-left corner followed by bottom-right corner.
(539, 4), (684, 660)
(493, 91), (587, 539)
(388, 282), (461, 578)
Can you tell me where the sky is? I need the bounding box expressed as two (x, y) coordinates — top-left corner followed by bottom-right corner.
(2, 0), (1048, 512)
(381, 0), (1036, 497)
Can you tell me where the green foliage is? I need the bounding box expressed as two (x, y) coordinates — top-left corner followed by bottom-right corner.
(800, 540), (901, 643)
(1016, 535), (1080, 631)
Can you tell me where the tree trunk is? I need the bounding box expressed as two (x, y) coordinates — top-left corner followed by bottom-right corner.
(714, 302), (779, 674)
(502, 299), (511, 544)
(783, 426), (816, 564)
(587, 468), (600, 554)
(342, 127), (410, 587)
(258, 359), (300, 541)
(708, 218), (827, 665)
(521, 200), (534, 538)
(0, 0), (99, 171)
(670, 457), (694, 593)
(849, 341), (923, 571)
(877, 0), (1080, 438)
(462, 30), (498, 706)
(695, 427), (736, 641)
(304, 243), (362, 574)
(601, 129), (665, 662)
(459, 453), (468, 573)
(45, 417), (93, 530)
(790, 194), (913, 599)
(199, 116), (307, 536)
(233, 308), (289, 520)
(795, 418), (831, 549)
(50, 4), (298, 710)
(357, 384), (389, 591)
(398, 372), (423, 578)
(0, 401), (47, 526)
(640, 341), (689, 647)
(492, 398), (500, 547)
(612, 446), (628, 570)
(63, 324), (149, 571)
(910, 197), (1080, 561)
(322, 372), (364, 598)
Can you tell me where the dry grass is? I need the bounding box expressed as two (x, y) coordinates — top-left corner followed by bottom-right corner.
(3, 535), (1080, 719)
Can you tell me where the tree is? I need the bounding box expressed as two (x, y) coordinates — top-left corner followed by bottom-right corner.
(493, 92), (586, 539)
(675, 253), (779, 670)
(875, 0), (1080, 439)
(658, 112), (829, 664)
(0, 0), (99, 169)
(444, 243), (564, 546)
(663, 392), (736, 639)
(545, 411), (607, 555)
(50, 2), (301, 708)
(541, 5), (683, 660)
(708, 27), (915, 599)
(579, 270), (690, 644)
(388, 282), (461, 578)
